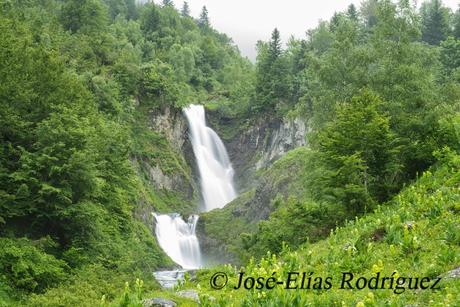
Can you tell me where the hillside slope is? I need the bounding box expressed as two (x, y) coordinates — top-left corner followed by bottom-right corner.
(192, 148), (460, 306)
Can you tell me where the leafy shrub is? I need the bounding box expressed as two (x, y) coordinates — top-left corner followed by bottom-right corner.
(243, 198), (346, 260)
(0, 238), (68, 294)
(310, 90), (402, 213)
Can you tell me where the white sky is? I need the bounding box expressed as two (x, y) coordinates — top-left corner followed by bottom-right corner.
(157, 0), (460, 61)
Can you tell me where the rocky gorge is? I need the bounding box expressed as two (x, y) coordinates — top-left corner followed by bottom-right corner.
(139, 105), (310, 266)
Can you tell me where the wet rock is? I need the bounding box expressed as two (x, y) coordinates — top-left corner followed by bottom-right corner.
(147, 107), (196, 198)
(196, 110), (310, 264)
(207, 110), (309, 191)
(132, 106), (198, 229)
(443, 267), (460, 279)
(147, 164), (174, 190)
(227, 116), (308, 190)
(149, 106), (188, 152)
(142, 298), (176, 307)
(253, 117), (308, 170)
(153, 270), (186, 289)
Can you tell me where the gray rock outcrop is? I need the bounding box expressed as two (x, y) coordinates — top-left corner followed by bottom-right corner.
(142, 298), (176, 307)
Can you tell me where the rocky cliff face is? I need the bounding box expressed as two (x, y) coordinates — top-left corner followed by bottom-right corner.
(133, 106), (198, 231)
(148, 107), (188, 153)
(247, 117), (308, 170)
(208, 111), (309, 191)
(146, 106), (196, 199)
(143, 107), (309, 205)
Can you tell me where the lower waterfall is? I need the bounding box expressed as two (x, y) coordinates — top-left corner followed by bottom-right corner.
(153, 214), (201, 270)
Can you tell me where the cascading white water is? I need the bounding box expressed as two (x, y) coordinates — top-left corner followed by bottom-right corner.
(154, 214), (201, 270)
(184, 104), (237, 211)
(153, 104), (237, 275)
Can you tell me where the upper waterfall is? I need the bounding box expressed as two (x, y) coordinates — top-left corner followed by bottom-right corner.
(184, 104), (237, 211)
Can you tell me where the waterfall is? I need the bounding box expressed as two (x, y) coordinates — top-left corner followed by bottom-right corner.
(184, 104), (237, 211)
(154, 214), (201, 270)
(153, 104), (237, 273)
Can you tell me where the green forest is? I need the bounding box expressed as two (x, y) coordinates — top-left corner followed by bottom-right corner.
(0, 0), (459, 306)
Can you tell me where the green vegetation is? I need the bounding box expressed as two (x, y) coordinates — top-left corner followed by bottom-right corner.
(310, 90), (402, 213)
(191, 146), (460, 306)
(205, 0), (460, 260)
(1, 0), (460, 305)
(0, 0), (252, 305)
(196, 0), (460, 305)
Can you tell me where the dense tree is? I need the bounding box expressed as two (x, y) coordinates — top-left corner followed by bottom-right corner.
(198, 5), (210, 28)
(181, 1), (190, 17)
(254, 28), (290, 112)
(440, 37), (460, 80)
(420, 0), (451, 45)
(273, 0), (459, 214)
(140, 3), (161, 37)
(139, 61), (181, 106)
(306, 21), (334, 54)
(347, 4), (359, 21)
(312, 91), (402, 213)
(162, 0), (173, 7)
(360, 0), (379, 27)
(61, 0), (108, 33)
(104, 0), (137, 20)
(370, 0), (443, 179)
(453, 6), (460, 39)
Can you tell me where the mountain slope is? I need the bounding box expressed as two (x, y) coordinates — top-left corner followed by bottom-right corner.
(192, 147), (460, 306)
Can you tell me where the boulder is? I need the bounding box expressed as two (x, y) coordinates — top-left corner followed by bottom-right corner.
(142, 298), (176, 307)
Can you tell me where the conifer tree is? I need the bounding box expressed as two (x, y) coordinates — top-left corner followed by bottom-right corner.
(140, 3), (160, 35)
(181, 1), (190, 17)
(198, 6), (209, 28)
(453, 6), (460, 39)
(329, 12), (344, 32)
(254, 28), (289, 111)
(347, 4), (359, 21)
(162, 0), (173, 7)
(268, 28), (282, 60)
(421, 0), (451, 45)
(360, 0), (379, 27)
